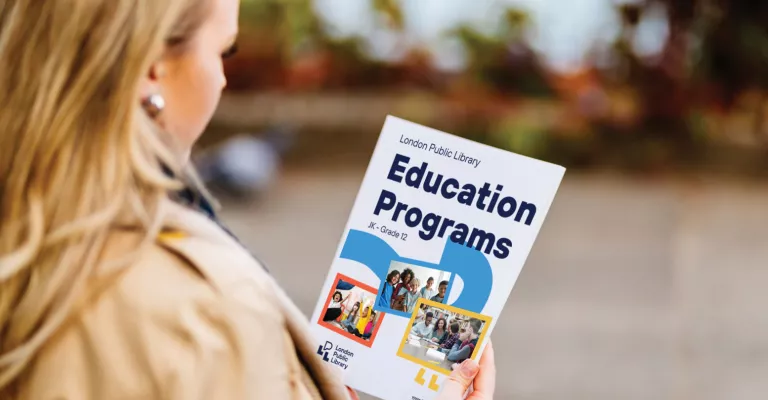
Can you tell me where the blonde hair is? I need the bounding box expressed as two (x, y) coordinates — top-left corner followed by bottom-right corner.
(0, 0), (208, 391)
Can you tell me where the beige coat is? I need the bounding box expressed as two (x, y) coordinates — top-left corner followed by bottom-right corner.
(16, 200), (351, 400)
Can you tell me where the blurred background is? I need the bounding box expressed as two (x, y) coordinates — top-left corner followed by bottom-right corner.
(199, 0), (768, 398)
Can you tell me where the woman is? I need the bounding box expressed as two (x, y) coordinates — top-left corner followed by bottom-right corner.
(392, 268), (414, 302)
(0, 0), (494, 398)
(430, 318), (449, 344)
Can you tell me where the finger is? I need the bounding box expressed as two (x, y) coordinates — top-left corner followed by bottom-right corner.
(436, 359), (480, 400)
(346, 386), (360, 400)
(468, 341), (496, 400)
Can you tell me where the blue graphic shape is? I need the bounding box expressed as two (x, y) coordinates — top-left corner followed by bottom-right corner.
(437, 237), (494, 311)
(336, 280), (356, 290)
(340, 230), (399, 280)
(339, 229), (493, 316)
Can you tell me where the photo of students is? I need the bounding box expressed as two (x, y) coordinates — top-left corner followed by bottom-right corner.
(399, 300), (489, 373)
(318, 273), (384, 347)
(430, 280), (449, 303)
(377, 261), (452, 315)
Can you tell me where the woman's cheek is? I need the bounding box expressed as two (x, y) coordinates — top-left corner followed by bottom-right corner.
(184, 58), (224, 142)
(198, 59), (224, 117)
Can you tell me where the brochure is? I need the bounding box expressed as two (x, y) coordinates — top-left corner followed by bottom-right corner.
(309, 116), (565, 399)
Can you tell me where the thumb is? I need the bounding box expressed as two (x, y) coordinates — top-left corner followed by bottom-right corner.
(436, 359), (480, 399)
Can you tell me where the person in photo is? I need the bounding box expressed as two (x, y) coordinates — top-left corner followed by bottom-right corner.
(340, 301), (361, 331)
(377, 270), (400, 308)
(430, 317), (449, 343)
(323, 290), (347, 321)
(404, 278), (421, 313)
(439, 322), (462, 352)
(394, 277), (421, 313)
(446, 319), (483, 363)
(431, 280), (449, 303)
(349, 306), (372, 337)
(411, 311), (434, 338)
(362, 311), (377, 340)
(419, 277), (437, 300)
(413, 303), (427, 326)
(392, 268), (414, 303)
(391, 286), (406, 312)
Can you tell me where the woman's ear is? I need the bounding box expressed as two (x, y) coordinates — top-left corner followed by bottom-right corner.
(139, 60), (171, 121)
(139, 61), (167, 101)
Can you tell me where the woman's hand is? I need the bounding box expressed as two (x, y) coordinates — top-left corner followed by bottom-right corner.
(346, 386), (360, 400)
(436, 341), (496, 400)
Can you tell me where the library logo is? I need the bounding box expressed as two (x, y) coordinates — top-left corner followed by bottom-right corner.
(317, 341), (333, 362)
(316, 340), (354, 370)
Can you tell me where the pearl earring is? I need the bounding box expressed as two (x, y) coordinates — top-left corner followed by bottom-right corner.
(142, 93), (165, 117)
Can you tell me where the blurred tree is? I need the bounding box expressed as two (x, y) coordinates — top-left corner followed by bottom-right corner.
(685, 0), (768, 144)
(603, 0), (768, 148)
(239, 0), (324, 56)
(372, 0), (405, 30)
(225, 0), (287, 90)
(448, 8), (552, 97)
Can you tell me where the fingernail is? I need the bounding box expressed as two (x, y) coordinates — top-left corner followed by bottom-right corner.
(459, 359), (479, 379)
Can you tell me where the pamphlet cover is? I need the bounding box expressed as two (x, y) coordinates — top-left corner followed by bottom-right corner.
(309, 116), (565, 399)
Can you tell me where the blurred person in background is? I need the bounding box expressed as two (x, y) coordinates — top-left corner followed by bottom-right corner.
(0, 0), (494, 399)
(194, 125), (297, 200)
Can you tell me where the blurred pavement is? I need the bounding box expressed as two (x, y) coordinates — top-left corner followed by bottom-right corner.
(220, 170), (768, 400)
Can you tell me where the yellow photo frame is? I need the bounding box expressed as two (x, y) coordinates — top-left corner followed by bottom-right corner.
(396, 298), (492, 375)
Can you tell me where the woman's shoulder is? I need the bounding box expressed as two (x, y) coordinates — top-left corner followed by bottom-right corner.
(21, 229), (296, 399)
(117, 229), (263, 311)
(119, 223), (282, 314)
(80, 228), (282, 338)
